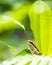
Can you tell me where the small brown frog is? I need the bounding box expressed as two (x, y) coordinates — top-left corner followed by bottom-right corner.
(27, 40), (42, 55)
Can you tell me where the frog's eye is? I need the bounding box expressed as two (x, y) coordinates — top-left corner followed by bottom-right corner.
(27, 40), (33, 44)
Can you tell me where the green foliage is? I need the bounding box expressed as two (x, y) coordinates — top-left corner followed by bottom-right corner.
(16, 49), (32, 56)
(0, 41), (16, 51)
(29, 1), (52, 56)
(0, 0), (52, 65)
(0, 15), (25, 33)
(25, 61), (32, 65)
(12, 2), (32, 21)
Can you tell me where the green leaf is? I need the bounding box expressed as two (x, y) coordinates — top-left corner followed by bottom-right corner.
(29, 1), (51, 56)
(0, 41), (16, 51)
(3, 2), (32, 23)
(3, 2), (32, 30)
(12, 2), (32, 21)
(25, 61), (32, 65)
(13, 20), (25, 30)
(16, 49), (32, 56)
(47, 11), (52, 56)
(0, 15), (25, 33)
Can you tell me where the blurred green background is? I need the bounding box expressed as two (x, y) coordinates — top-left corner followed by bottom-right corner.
(0, 0), (52, 62)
